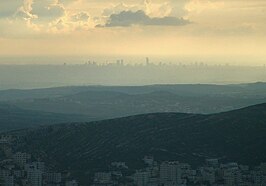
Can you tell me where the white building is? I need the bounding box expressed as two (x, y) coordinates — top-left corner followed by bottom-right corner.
(13, 152), (31, 167)
(94, 172), (112, 184)
(159, 161), (183, 185)
(133, 171), (149, 186)
(26, 163), (43, 186)
(200, 167), (216, 184)
(221, 163), (242, 186)
(45, 172), (62, 185)
(28, 169), (42, 186)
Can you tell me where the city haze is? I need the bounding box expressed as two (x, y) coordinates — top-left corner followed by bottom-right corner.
(0, 62), (266, 90)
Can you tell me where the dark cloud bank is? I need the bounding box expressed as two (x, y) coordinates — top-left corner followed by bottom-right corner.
(98, 10), (191, 27)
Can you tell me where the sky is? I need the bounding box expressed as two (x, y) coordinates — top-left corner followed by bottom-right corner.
(0, 0), (266, 65)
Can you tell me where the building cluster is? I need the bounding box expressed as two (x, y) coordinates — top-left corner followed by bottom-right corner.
(92, 156), (266, 186)
(83, 58), (266, 69)
(83, 60), (218, 68)
(0, 135), (78, 186)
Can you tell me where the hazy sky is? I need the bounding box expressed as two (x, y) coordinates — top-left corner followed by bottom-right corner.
(1, 0), (266, 65)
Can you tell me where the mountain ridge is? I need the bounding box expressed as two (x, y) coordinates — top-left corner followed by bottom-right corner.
(11, 103), (266, 184)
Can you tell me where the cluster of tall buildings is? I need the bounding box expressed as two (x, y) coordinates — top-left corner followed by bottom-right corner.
(92, 156), (266, 186)
(84, 58), (219, 68)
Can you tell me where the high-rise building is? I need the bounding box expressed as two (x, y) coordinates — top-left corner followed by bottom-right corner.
(13, 152), (31, 168)
(146, 57), (150, 66)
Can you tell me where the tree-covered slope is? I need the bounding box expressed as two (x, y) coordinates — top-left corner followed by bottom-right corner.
(0, 104), (93, 131)
(16, 103), (266, 183)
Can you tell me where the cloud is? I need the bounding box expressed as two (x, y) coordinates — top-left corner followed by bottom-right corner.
(0, 1), (23, 18)
(48, 11), (93, 33)
(102, 3), (130, 17)
(98, 10), (190, 27)
(144, 0), (173, 17)
(31, 0), (65, 22)
(102, 1), (175, 18)
(71, 12), (90, 22)
(59, 0), (80, 5)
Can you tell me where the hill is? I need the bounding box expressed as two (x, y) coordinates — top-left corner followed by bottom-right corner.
(2, 82), (266, 101)
(0, 104), (93, 132)
(3, 83), (266, 120)
(14, 103), (266, 184)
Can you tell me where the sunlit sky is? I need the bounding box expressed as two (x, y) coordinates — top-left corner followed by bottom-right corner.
(1, 0), (266, 65)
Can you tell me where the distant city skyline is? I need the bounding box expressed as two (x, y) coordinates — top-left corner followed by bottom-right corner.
(0, 63), (265, 90)
(0, 55), (266, 66)
(1, 0), (266, 65)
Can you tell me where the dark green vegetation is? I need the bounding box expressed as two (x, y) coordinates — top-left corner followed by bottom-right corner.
(0, 104), (92, 132)
(15, 103), (266, 184)
(1, 83), (266, 131)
